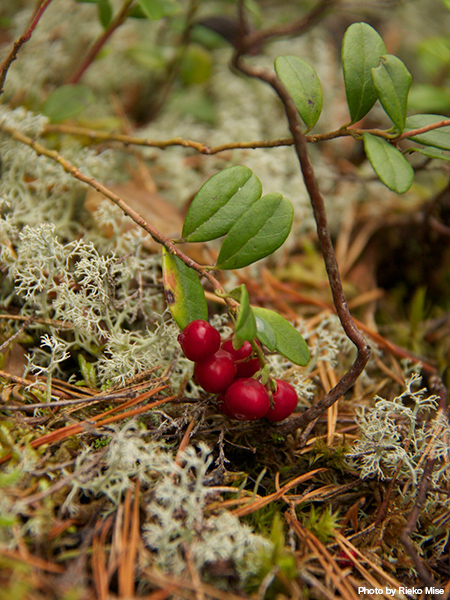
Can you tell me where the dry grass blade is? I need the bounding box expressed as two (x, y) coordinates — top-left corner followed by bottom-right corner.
(143, 566), (250, 600)
(231, 468), (328, 517)
(118, 480), (140, 598)
(92, 518), (113, 600)
(334, 533), (408, 599)
(0, 385), (174, 464)
(0, 548), (65, 574)
(286, 513), (359, 600)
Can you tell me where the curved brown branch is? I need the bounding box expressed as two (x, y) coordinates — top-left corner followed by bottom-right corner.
(0, 122), (229, 301)
(240, 0), (338, 55)
(232, 5), (370, 436)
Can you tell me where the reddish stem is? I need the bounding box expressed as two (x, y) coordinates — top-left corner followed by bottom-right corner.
(0, 0), (54, 96)
(396, 119), (450, 141)
(67, 0), (134, 85)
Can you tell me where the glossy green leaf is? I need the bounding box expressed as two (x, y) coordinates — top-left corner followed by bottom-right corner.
(252, 307), (310, 366)
(371, 54), (411, 132)
(161, 248), (207, 329)
(406, 146), (450, 162)
(42, 85), (95, 123)
(342, 22), (386, 123)
(182, 166), (262, 242)
(404, 114), (450, 151)
(234, 285), (257, 344)
(275, 55), (323, 130)
(98, 0), (113, 28)
(135, 0), (180, 20)
(363, 133), (414, 193)
(216, 194), (294, 270)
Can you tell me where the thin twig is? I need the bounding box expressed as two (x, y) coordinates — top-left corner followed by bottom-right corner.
(240, 0), (338, 55)
(400, 458), (438, 591)
(396, 119), (450, 142)
(0, 122), (230, 302)
(0, 0), (54, 96)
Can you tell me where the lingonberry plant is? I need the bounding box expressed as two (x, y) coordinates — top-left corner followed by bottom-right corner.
(0, 3), (449, 436)
(1, 2), (449, 596)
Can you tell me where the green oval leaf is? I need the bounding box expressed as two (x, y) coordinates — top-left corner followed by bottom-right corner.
(371, 54), (412, 132)
(42, 85), (95, 123)
(406, 146), (450, 162)
(161, 248), (207, 329)
(363, 133), (414, 193)
(182, 166), (262, 242)
(252, 307), (310, 366)
(342, 22), (386, 123)
(404, 114), (450, 150)
(135, 0), (180, 20)
(274, 55), (323, 130)
(181, 45), (212, 85)
(216, 193), (294, 270)
(98, 0), (113, 28)
(234, 285), (257, 344)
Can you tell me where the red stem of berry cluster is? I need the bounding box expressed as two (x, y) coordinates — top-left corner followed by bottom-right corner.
(232, 6), (370, 436)
(0, 0), (55, 96)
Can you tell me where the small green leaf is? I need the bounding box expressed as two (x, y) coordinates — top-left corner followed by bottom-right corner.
(408, 84), (450, 114)
(404, 114), (450, 151)
(181, 44), (212, 85)
(97, 0), (113, 28)
(78, 354), (98, 389)
(135, 0), (180, 19)
(252, 307), (310, 366)
(275, 55), (323, 130)
(363, 133), (414, 193)
(342, 22), (386, 123)
(371, 54), (411, 132)
(234, 285), (257, 344)
(161, 248), (207, 329)
(406, 146), (450, 162)
(127, 44), (166, 71)
(42, 85), (95, 123)
(216, 194), (293, 270)
(182, 166), (262, 242)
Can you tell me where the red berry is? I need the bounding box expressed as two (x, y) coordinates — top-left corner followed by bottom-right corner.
(221, 339), (253, 361)
(336, 549), (357, 568)
(265, 380), (298, 422)
(178, 319), (220, 362)
(221, 339), (261, 378)
(224, 378), (270, 421)
(217, 394), (236, 418)
(235, 357), (261, 378)
(194, 350), (236, 393)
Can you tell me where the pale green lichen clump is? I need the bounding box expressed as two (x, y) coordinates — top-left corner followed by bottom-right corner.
(63, 424), (273, 583)
(348, 373), (450, 556)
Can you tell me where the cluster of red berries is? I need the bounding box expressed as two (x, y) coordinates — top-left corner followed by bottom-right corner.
(177, 319), (298, 422)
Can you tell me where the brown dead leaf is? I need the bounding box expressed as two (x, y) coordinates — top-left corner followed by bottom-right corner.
(85, 182), (209, 264)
